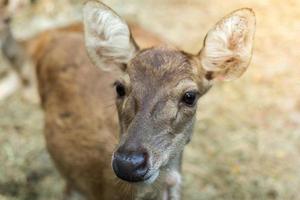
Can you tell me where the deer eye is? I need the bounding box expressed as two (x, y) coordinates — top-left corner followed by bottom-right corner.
(115, 82), (126, 98)
(181, 91), (197, 106)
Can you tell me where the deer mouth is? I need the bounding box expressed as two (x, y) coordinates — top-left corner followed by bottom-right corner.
(142, 170), (160, 184)
(112, 164), (160, 184)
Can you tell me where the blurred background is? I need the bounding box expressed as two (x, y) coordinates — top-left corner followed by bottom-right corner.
(0, 0), (300, 199)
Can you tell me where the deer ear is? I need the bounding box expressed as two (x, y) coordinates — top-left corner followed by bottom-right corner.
(199, 8), (255, 81)
(83, 0), (138, 70)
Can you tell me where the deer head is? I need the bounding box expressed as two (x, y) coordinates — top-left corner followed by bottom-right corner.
(83, 0), (255, 184)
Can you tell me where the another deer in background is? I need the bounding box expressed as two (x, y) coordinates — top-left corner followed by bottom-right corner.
(37, 0), (255, 199)
(0, 0), (37, 101)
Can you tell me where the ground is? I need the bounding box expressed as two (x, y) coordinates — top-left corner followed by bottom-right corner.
(0, 0), (300, 199)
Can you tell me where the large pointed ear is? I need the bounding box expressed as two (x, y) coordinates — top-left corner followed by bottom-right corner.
(199, 8), (256, 81)
(83, 0), (139, 70)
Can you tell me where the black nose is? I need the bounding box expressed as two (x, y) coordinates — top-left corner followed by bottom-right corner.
(112, 149), (149, 182)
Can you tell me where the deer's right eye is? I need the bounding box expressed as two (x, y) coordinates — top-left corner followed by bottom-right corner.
(181, 91), (198, 107)
(115, 82), (126, 98)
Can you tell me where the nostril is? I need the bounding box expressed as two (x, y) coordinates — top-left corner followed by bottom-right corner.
(112, 150), (149, 182)
(131, 151), (148, 169)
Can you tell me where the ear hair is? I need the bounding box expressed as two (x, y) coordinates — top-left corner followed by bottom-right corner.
(83, 0), (138, 71)
(199, 8), (256, 81)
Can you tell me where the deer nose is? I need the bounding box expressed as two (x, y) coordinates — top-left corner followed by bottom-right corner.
(112, 149), (149, 182)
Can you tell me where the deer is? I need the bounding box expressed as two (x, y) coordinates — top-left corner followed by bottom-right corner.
(0, 0), (36, 101)
(36, 0), (255, 199)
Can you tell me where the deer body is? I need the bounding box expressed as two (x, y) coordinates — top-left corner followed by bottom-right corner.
(35, 1), (255, 200)
(37, 32), (124, 200)
(37, 32), (177, 200)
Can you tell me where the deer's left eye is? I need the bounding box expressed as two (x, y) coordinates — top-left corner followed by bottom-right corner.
(181, 91), (197, 106)
(115, 82), (126, 98)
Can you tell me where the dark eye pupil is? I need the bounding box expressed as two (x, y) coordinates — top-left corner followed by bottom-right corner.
(182, 92), (196, 106)
(116, 83), (126, 97)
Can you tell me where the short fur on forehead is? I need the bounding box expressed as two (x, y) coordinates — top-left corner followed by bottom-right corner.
(128, 47), (193, 80)
(123, 47), (211, 96)
(83, 0), (137, 70)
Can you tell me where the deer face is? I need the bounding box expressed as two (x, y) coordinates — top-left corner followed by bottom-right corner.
(83, 1), (255, 183)
(111, 48), (205, 183)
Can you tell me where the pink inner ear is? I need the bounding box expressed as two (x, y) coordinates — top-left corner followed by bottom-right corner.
(200, 9), (255, 82)
(216, 75), (226, 81)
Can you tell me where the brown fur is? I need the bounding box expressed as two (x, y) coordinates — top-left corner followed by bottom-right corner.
(35, 24), (163, 199)
(37, 32), (126, 200)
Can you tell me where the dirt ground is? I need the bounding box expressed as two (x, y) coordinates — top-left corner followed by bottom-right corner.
(0, 0), (300, 200)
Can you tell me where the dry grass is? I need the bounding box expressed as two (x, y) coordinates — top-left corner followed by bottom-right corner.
(0, 0), (300, 199)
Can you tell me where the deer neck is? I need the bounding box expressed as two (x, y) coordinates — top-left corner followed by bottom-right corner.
(133, 151), (183, 200)
(132, 116), (195, 200)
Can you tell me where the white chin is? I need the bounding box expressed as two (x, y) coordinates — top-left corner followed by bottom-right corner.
(144, 170), (160, 184)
